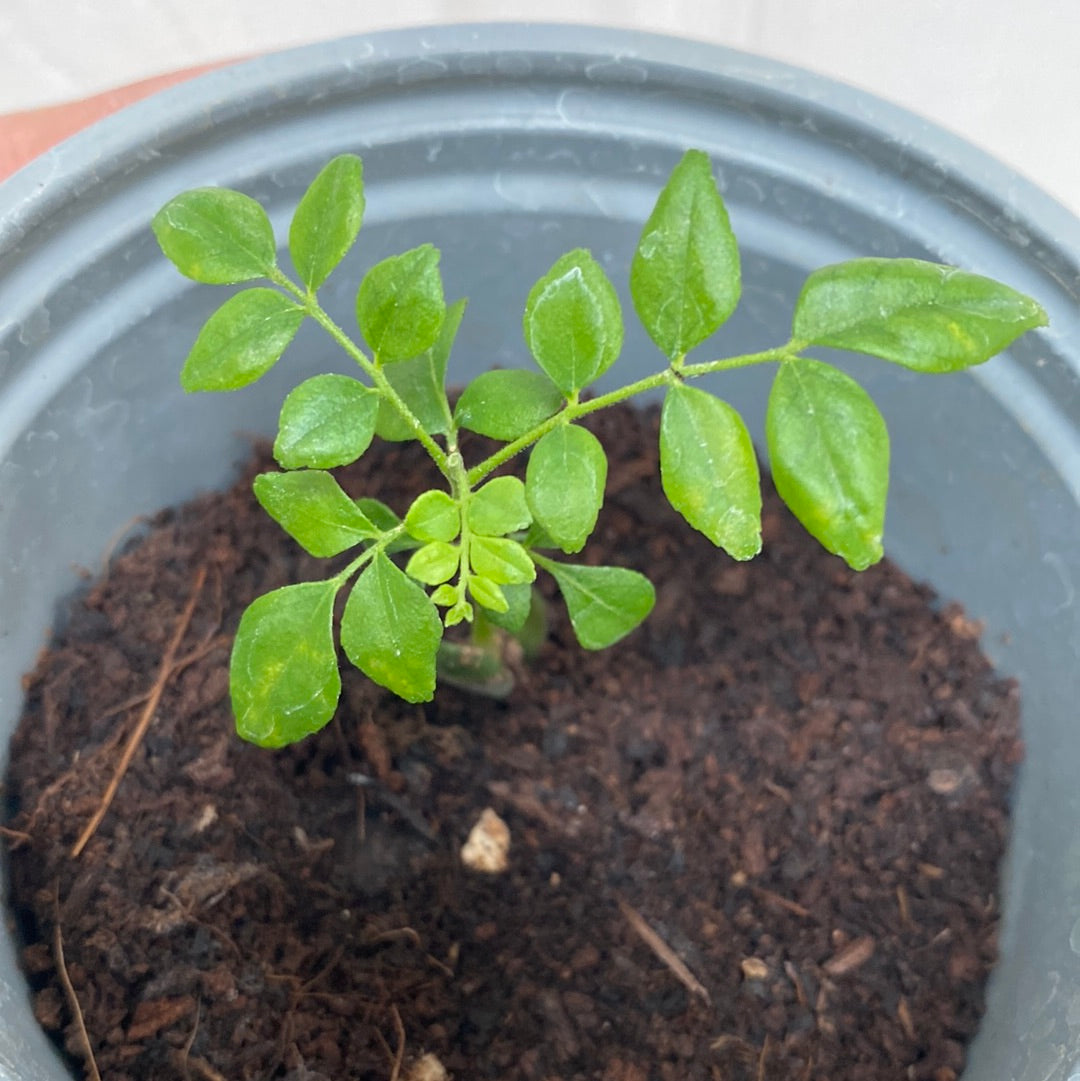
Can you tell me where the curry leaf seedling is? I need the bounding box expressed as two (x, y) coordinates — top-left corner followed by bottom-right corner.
(154, 150), (1047, 748)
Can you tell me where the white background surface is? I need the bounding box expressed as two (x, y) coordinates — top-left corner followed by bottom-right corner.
(1, 0), (1078, 216)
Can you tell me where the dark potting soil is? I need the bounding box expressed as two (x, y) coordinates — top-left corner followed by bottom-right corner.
(4, 404), (1020, 1081)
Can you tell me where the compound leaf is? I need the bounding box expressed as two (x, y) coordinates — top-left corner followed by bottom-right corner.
(356, 244), (445, 362)
(630, 149), (740, 359)
(470, 536), (536, 586)
(153, 187), (277, 284)
(454, 369), (565, 441)
(536, 557), (655, 650)
(793, 258), (1048, 371)
(181, 288), (304, 391)
(525, 425), (607, 553)
(375, 298), (464, 441)
(468, 476), (532, 537)
(766, 358), (889, 570)
(523, 249), (623, 396)
(341, 553), (442, 701)
(659, 383), (761, 560)
(230, 580), (342, 748)
(289, 154), (365, 292)
(404, 490), (460, 544)
(253, 470), (377, 557)
(274, 373), (378, 469)
(406, 542), (460, 586)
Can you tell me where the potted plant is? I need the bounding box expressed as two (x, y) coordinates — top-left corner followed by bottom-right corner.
(2, 25), (1079, 1081)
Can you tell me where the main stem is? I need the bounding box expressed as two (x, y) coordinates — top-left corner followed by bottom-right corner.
(271, 271), (453, 481)
(467, 343), (798, 487)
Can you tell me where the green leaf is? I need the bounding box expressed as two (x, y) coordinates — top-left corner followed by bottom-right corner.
(274, 373), (378, 469)
(430, 584), (458, 607)
(406, 541), (460, 585)
(341, 553), (443, 701)
(525, 425), (607, 553)
(630, 149), (741, 359)
(289, 154), (365, 292)
(404, 490), (460, 543)
(523, 249), (623, 396)
(181, 289), (304, 392)
(253, 471), (377, 557)
(454, 369), (566, 440)
(468, 575), (509, 614)
(535, 557), (655, 650)
(792, 258), (1048, 372)
(470, 536), (536, 586)
(766, 358), (889, 570)
(356, 498), (401, 532)
(375, 298), (464, 442)
(230, 581), (342, 748)
(481, 583), (533, 634)
(467, 476), (532, 537)
(659, 383), (762, 560)
(445, 598), (474, 627)
(153, 188), (277, 284)
(356, 244), (446, 362)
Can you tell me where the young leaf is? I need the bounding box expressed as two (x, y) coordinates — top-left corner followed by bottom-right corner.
(153, 188), (277, 284)
(406, 541), (460, 585)
(525, 425), (607, 553)
(766, 359), (889, 571)
(341, 552), (443, 701)
(289, 154), (365, 293)
(356, 244), (446, 362)
(356, 498), (401, 532)
(480, 582), (533, 634)
(630, 149), (741, 359)
(375, 298), (464, 441)
(470, 536), (536, 586)
(253, 471), (377, 557)
(404, 490), (460, 544)
(468, 476), (532, 537)
(230, 581), (342, 747)
(792, 258), (1049, 372)
(468, 575), (509, 614)
(535, 557), (655, 650)
(659, 383), (761, 560)
(523, 249), (623, 396)
(181, 289), (304, 392)
(274, 373), (379, 469)
(454, 369), (565, 441)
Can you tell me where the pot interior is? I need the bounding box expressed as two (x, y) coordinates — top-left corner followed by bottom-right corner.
(1, 26), (1079, 1081)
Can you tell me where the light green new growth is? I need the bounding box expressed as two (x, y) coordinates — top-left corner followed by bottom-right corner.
(153, 149), (1048, 748)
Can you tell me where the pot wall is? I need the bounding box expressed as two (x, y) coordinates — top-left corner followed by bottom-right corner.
(1, 25), (1079, 1081)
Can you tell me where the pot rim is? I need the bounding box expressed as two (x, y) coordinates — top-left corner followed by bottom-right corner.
(1, 22), (1079, 270)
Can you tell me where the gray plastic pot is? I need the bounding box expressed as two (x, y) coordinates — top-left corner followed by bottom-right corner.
(1, 23), (1078, 1081)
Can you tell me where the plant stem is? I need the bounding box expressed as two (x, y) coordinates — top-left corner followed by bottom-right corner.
(332, 524), (409, 587)
(467, 343), (797, 486)
(270, 270), (453, 480)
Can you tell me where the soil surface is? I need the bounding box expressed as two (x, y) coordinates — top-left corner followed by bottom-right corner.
(4, 405), (1020, 1081)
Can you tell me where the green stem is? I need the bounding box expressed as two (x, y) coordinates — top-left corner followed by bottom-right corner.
(467, 343), (797, 486)
(331, 523), (409, 587)
(270, 270), (453, 480)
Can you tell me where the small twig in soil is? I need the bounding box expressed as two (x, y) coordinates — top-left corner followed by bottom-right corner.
(750, 884), (812, 919)
(52, 883), (102, 1081)
(756, 1035), (770, 1081)
(178, 999), (201, 1079)
(0, 824), (33, 844)
(71, 565), (208, 858)
(389, 1005), (406, 1081)
(897, 884), (913, 929)
(617, 897), (711, 1005)
(186, 1056), (229, 1081)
